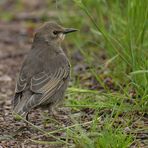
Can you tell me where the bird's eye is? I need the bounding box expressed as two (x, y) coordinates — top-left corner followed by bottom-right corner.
(53, 31), (58, 35)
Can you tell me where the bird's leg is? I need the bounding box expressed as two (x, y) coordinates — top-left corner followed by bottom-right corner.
(24, 112), (29, 128)
(26, 112), (29, 121)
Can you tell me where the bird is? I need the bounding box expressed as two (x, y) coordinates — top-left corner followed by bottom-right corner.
(12, 21), (77, 120)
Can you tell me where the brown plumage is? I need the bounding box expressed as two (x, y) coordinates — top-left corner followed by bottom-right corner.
(12, 21), (77, 119)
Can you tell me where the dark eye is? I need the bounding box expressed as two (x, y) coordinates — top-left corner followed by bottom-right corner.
(53, 31), (58, 35)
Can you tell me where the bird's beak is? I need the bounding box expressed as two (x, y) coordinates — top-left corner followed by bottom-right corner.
(63, 28), (78, 34)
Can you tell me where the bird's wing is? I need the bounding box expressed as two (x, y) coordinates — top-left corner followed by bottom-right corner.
(13, 72), (28, 109)
(30, 65), (69, 105)
(15, 74), (27, 93)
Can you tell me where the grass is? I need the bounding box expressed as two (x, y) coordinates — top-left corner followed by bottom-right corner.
(0, 0), (147, 147)
(73, 0), (148, 97)
(54, 0), (148, 147)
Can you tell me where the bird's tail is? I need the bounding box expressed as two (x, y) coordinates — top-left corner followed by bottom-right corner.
(12, 91), (31, 119)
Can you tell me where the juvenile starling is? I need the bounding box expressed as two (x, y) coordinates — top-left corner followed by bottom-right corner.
(12, 21), (77, 119)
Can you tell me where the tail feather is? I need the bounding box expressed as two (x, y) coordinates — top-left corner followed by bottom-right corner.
(13, 91), (42, 118)
(13, 91), (32, 118)
(13, 96), (28, 118)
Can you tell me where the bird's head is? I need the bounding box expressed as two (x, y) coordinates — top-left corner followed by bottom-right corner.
(34, 21), (78, 44)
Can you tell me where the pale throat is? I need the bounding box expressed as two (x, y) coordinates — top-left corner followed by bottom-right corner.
(58, 33), (65, 41)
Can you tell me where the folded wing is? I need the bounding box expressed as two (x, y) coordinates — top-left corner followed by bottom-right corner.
(30, 66), (69, 106)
